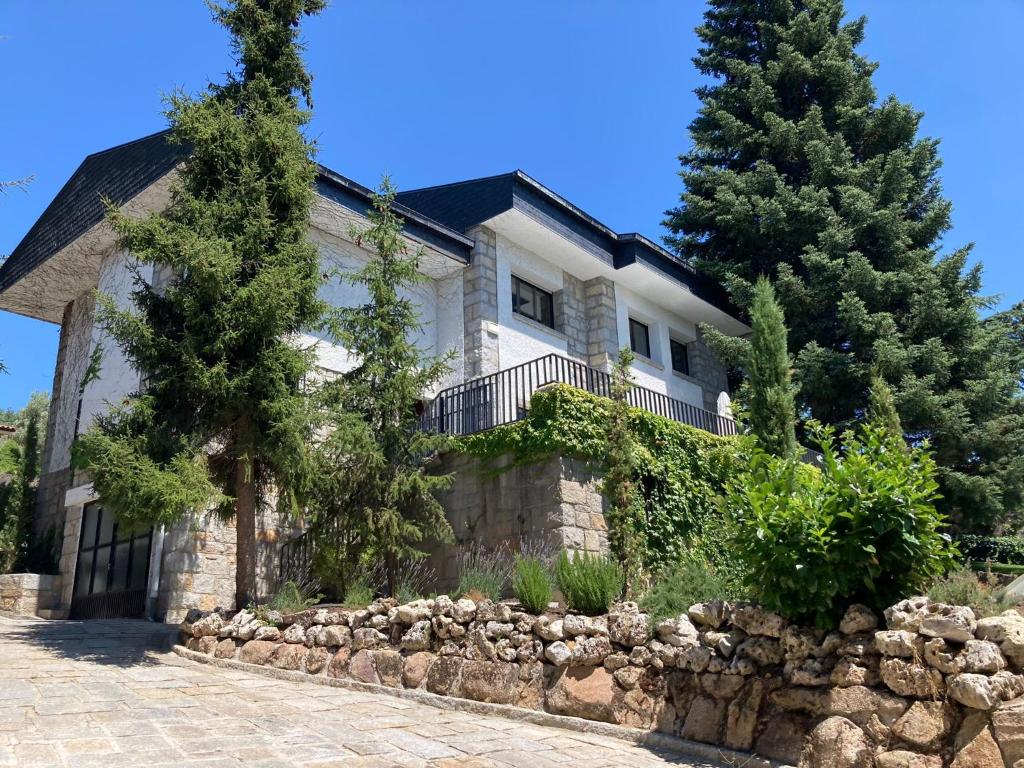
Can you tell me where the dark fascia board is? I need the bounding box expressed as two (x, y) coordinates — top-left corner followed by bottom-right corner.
(0, 133), (472, 295)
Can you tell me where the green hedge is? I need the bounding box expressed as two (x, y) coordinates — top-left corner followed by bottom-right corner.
(458, 384), (740, 573)
(958, 535), (1024, 566)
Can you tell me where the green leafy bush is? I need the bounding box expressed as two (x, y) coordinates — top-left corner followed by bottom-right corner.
(267, 581), (322, 614)
(928, 568), (1010, 618)
(455, 543), (509, 601)
(512, 556), (553, 614)
(555, 550), (623, 616)
(727, 423), (958, 626)
(640, 553), (748, 623)
(959, 535), (1024, 565)
(342, 578), (374, 607)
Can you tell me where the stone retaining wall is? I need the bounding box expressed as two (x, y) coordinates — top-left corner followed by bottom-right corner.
(181, 595), (1024, 767)
(0, 573), (61, 617)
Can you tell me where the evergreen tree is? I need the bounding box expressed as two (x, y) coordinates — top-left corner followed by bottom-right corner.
(12, 407), (39, 569)
(666, 0), (1024, 529)
(601, 347), (644, 599)
(74, 0), (327, 606)
(308, 181), (454, 598)
(747, 277), (798, 459)
(867, 373), (902, 439)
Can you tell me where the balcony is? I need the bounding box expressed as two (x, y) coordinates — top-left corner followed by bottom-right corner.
(422, 353), (736, 438)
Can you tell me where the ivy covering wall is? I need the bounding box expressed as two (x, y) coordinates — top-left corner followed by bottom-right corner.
(458, 384), (740, 573)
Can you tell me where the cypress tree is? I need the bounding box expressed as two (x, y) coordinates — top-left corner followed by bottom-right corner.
(747, 277), (798, 459)
(666, 0), (1024, 529)
(75, 0), (327, 606)
(867, 373), (902, 439)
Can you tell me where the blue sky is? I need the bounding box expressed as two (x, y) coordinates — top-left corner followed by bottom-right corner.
(1, 1), (1021, 411)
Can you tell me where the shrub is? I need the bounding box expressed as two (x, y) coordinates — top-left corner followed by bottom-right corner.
(342, 578), (374, 607)
(455, 543), (510, 601)
(640, 553), (748, 623)
(928, 567), (1011, 619)
(727, 422), (958, 627)
(959, 535), (1024, 566)
(267, 580), (322, 614)
(555, 550), (623, 616)
(512, 556), (553, 614)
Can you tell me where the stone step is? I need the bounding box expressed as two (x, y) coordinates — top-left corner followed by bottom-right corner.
(35, 608), (68, 620)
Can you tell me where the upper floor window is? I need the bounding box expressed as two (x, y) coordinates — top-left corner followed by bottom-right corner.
(670, 338), (690, 376)
(512, 275), (554, 329)
(629, 318), (651, 359)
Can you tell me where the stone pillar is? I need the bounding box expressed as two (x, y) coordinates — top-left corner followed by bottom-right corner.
(687, 330), (731, 413)
(555, 272), (588, 362)
(462, 226), (499, 379)
(57, 503), (84, 612)
(584, 276), (619, 371)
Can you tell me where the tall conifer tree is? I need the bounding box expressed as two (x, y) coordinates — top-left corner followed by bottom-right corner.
(747, 277), (798, 459)
(666, 0), (1024, 529)
(75, 0), (327, 606)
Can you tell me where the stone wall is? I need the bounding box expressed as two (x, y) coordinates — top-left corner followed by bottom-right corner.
(424, 451), (608, 589)
(182, 595), (1024, 767)
(463, 226), (500, 379)
(686, 330), (731, 415)
(0, 574), (61, 617)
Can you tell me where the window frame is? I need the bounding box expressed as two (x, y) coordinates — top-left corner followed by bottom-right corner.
(670, 338), (690, 376)
(511, 274), (555, 329)
(628, 317), (651, 359)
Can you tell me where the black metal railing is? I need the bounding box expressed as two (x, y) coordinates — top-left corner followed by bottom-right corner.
(421, 353), (736, 438)
(278, 529), (315, 589)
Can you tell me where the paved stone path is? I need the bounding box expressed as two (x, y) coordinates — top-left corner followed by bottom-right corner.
(0, 615), (726, 768)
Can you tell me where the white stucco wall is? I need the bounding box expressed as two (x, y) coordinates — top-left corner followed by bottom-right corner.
(494, 233), (569, 370)
(613, 283), (706, 409)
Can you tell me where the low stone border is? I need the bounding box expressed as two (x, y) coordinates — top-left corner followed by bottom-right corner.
(173, 643), (790, 768)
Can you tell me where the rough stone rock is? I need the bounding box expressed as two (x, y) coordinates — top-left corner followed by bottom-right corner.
(253, 625), (281, 642)
(736, 636), (783, 666)
(516, 661), (545, 710)
(350, 627), (387, 652)
(368, 614), (389, 631)
(613, 666), (643, 690)
(458, 660), (518, 704)
(922, 637), (963, 675)
(952, 712), (1004, 768)
(282, 623), (306, 644)
(186, 636), (218, 654)
(992, 698), (1024, 767)
(217, 624), (236, 639)
(785, 658), (833, 687)
(839, 604), (879, 635)
(798, 716), (872, 768)
(495, 639), (517, 662)
(214, 638), (237, 659)
(483, 620), (514, 640)
(321, 624), (351, 647)
(885, 596), (931, 632)
(837, 633), (879, 658)
(232, 608), (255, 626)
(239, 640), (277, 665)
(303, 625), (325, 648)
(919, 603), (977, 643)
(963, 639), (1008, 674)
(604, 652), (630, 671)
(426, 656), (463, 696)
(874, 751), (943, 768)
(680, 695), (726, 743)
(608, 604), (651, 647)
(348, 609), (369, 629)
(516, 639), (543, 663)
(573, 635), (613, 666)
(432, 595), (454, 617)
(771, 684), (909, 726)
(370, 649), (403, 687)
(700, 673), (746, 700)
(395, 600), (432, 625)
(755, 711), (812, 765)
(533, 616), (564, 642)
(880, 657), (944, 698)
(304, 647), (331, 675)
(656, 615), (699, 646)
(948, 672), (1005, 709)
(402, 651), (433, 689)
(830, 657), (880, 687)
(545, 641), (572, 666)
(190, 612), (223, 638)
(875, 630), (923, 658)
(781, 626), (819, 661)
(452, 599), (477, 623)
(676, 642), (712, 673)
(465, 626), (497, 661)
(813, 631), (844, 658)
(271, 643), (306, 671)
(546, 666), (622, 724)
(235, 620), (259, 641)
(731, 603), (787, 638)
(892, 701), (952, 749)
(400, 620), (431, 651)
(348, 649), (380, 685)
(688, 600), (728, 630)
(976, 611), (1024, 643)
(326, 647), (350, 677)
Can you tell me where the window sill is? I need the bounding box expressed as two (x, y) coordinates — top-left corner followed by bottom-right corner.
(511, 312), (568, 341)
(672, 370), (701, 386)
(633, 353), (663, 371)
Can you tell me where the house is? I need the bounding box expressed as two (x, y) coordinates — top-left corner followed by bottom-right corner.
(0, 131), (748, 622)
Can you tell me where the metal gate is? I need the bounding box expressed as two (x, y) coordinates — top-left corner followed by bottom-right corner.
(69, 502), (153, 620)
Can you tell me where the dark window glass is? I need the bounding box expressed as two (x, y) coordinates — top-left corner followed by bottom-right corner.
(512, 275), (555, 329)
(671, 339), (690, 375)
(629, 318), (651, 358)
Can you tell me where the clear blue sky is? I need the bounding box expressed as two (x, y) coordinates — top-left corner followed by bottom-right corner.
(1, 1), (1021, 411)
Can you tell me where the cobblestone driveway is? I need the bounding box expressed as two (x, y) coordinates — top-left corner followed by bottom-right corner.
(0, 615), (725, 768)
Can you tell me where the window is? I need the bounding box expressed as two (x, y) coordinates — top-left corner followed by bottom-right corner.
(511, 275), (554, 329)
(629, 318), (651, 359)
(670, 339), (690, 376)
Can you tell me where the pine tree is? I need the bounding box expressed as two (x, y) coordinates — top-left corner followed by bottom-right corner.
(601, 347), (644, 599)
(747, 277), (798, 459)
(12, 407), (39, 569)
(74, 0), (327, 606)
(308, 180), (455, 598)
(867, 373), (902, 438)
(665, 0), (1024, 530)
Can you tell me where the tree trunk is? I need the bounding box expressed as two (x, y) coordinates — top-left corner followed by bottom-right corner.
(234, 459), (258, 609)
